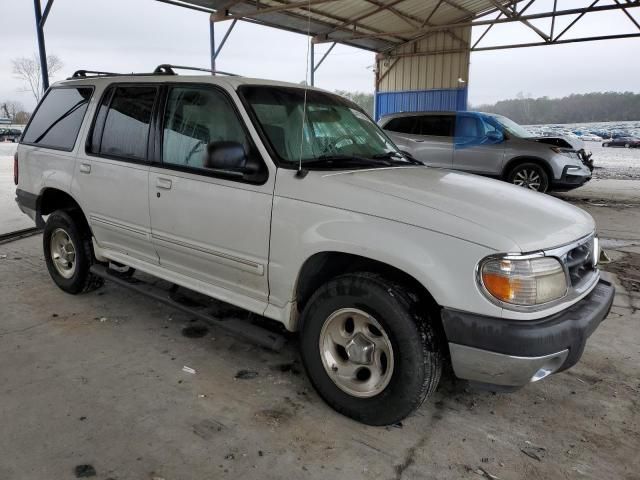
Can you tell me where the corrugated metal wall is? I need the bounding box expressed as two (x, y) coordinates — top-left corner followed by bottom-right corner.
(376, 88), (468, 119)
(375, 26), (471, 119)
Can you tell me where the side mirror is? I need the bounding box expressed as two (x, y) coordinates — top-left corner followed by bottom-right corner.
(486, 131), (504, 143)
(205, 141), (248, 171)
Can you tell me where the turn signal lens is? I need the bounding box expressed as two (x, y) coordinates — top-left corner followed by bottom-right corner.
(480, 256), (567, 306)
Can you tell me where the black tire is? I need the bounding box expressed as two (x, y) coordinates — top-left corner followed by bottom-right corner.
(602, 143), (609, 147)
(506, 162), (549, 193)
(299, 272), (442, 426)
(43, 210), (104, 294)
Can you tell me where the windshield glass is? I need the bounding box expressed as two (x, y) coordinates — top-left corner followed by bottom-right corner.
(486, 113), (533, 138)
(239, 86), (408, 168)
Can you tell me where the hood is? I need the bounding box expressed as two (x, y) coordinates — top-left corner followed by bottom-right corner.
(277, 167), (595, 253)
(531, 136), (585, 151)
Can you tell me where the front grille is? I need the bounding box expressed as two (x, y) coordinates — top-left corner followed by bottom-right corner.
(564, 238), (596, 287)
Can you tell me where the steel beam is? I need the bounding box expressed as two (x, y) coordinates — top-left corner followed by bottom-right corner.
(209, 14), (216, 73)
(33, 0), (50, 92)
(384, 32), (640, 58)
(213, 18), (238, 60)
(332, 2), (640, 42)
(213, 0), (339, 21)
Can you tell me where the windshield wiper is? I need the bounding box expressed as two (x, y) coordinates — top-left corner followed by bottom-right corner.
(302, 154), (394, 168)
(372, 151), (422, 165)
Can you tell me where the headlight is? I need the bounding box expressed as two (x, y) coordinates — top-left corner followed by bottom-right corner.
(478, 255), (567, 306)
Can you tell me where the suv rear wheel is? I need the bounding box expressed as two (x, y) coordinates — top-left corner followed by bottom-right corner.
(507, 162), (549, 193)
(299, 273), (442, 425)
(43, 210), (103, 294)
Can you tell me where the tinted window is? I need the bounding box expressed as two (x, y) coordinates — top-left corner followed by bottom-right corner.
(92, 86), (157, 161)
(384, 116), (417, 134)
(455, 115), (483, 138)
(22, 87), (93, 150)
(162, 86), (252, 171)
(418, 115), (453, 137)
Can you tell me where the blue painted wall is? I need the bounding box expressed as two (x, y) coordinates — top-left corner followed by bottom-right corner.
(375, 87), (468, 120)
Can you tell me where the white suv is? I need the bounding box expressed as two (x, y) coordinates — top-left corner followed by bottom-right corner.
(15, 67), (614, 425)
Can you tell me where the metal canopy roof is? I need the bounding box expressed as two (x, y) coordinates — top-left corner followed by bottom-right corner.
(161, 0), (505, 52)
(158, 0), (640, 55)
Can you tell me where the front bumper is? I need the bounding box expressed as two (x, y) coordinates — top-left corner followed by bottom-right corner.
(442, 279), (615, 388)
(552, 165), (592, 191)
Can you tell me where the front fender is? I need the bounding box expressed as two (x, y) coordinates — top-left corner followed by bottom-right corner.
(268, 196), (502, 329)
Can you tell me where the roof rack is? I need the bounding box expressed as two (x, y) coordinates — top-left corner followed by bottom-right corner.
(67, 65), (240, 81)
(68, 69), (176, 80)
(154, 64), (239, 76)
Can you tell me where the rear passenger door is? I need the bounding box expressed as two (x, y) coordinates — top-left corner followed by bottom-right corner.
(148, 84), (273, 313)
(72, 84), (160, 265)
(383, 115), (453, 168)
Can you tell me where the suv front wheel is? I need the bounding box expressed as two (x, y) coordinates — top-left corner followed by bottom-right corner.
(507, 162), (549, 193)
(43, 210), (104, 294)
(299, 273), (442, 425)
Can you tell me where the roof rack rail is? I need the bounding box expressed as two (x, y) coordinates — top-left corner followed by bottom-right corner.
(154, 64), (239, 77)
(70, 70), (118, 78)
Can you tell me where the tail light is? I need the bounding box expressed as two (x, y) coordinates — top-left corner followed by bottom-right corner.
(14, 151), (18, 185)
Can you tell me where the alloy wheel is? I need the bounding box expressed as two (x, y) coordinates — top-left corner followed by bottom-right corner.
(513, 168), (542, 191)
(319, 308), (394, 398)
(50, 228), (77, 279)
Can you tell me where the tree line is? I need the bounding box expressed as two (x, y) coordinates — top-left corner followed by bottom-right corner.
(473, 91), (640, 124)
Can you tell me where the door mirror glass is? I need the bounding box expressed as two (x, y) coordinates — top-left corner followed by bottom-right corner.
(205, 141), (249, 171)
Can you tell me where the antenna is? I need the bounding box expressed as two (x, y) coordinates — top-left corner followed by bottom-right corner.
(295, 0), (312, 179)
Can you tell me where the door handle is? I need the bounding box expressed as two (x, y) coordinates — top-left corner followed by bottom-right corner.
(79, 163), (91, 174)
(156, 178), (172, 190)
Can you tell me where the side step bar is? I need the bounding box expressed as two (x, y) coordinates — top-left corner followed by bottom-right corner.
(89, 264), (286, 352)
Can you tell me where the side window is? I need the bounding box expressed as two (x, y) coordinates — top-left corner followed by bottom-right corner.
(22, 87), (93, 151)
(90, 86), (157, 161)
(418, 115), (453, 137)
(161, 86), (253, 172)
(383, 117), (417, 134)
(455, 114), (484, 139)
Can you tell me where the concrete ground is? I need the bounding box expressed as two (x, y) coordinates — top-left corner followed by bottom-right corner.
(1, 194), (639, 480)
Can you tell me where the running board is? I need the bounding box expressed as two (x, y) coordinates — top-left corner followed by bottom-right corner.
(89, 264), (286, 351)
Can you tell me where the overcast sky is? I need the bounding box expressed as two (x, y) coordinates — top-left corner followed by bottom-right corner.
(1, 0), (639, 111)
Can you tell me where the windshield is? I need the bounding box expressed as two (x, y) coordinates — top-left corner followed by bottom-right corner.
(486, 113), (533, 138)
(239, 86), (409, 168)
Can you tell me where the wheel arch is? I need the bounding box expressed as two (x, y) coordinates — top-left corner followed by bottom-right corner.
(503, 156), (553, 182)
(37, 187), (90, 233)
(293, 251), (444, 344)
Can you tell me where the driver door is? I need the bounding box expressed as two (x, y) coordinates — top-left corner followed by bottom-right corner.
(148, 84), (274, 311)
(453, 113), (505, 175)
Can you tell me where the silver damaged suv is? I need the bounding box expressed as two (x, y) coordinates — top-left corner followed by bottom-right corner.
(380, 111), (594, 193)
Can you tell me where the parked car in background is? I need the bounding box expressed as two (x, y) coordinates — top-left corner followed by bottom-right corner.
(15, 70), (614, 425)
(579, 134), (602, 142)
(602, 137), (640, 148)
(0, 128), (22, 142)
(380, 111), (594, 193)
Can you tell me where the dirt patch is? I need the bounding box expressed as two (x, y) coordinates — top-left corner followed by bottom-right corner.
(602, 251), (640, 294)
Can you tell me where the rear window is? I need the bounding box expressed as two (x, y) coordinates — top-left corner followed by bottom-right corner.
(89, 85), (158, 161)
(22, 87), (93, 151)
(383, 116), (417, 134)
(418, 115), (453, 137)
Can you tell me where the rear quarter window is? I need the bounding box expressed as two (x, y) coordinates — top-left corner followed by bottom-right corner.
(21, 87), (93, 151)
(383, 116), (417, 134)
